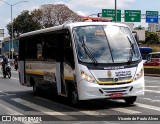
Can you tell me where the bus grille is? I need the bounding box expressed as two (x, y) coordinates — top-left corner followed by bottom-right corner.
(101, 86), (131, 96)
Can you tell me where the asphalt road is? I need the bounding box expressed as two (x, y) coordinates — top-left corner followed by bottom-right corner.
(0, 70), (159, 124)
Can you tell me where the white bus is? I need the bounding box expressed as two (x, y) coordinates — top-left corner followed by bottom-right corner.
(19, 22), (144, 106)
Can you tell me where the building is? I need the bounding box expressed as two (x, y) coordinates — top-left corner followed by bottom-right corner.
(148, 19), (160, 32)
(2, 37), (19, 59)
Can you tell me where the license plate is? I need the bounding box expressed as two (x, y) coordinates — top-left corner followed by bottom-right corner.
(110, 93), (123, 98)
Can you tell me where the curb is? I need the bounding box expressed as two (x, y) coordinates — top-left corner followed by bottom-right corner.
(144, 74), (160, 77)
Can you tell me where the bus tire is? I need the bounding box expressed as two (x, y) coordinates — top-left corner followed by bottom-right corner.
(124, 96), (137, 105)
(68, 85), (80, 107)
(31, 78), (39, 95)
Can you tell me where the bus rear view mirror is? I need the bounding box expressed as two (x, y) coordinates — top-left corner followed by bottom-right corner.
(132, 31), (139, 45)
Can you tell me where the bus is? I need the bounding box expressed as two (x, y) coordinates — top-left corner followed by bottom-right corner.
(18, 22), (144, 106)
(139, 47), (153, 60)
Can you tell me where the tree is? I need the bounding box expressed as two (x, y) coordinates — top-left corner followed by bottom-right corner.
(145, 31), (160, 44)
(6, 4), (83, 37)
(31, 4), (83, 28)
(7, 10), (41, 38)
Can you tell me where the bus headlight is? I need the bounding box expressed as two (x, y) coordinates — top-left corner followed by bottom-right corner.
(134, 68), (144, 81)
(81, 71), (95, 83)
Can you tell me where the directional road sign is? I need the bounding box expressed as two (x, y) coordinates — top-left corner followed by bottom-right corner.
(125, 10), (141, 22)
(102, 9), (121, 22)
(146, 11), (159, 23)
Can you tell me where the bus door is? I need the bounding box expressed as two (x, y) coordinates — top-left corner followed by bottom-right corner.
(56, 33), (65, 95)
(56, 31), (75, 96)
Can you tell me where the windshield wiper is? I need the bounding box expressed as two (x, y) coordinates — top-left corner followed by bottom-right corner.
(127, 36), (135, 64)
(81, 36), (98, 65)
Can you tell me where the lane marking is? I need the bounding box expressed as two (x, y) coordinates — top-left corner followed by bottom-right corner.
(0, 101), (29, 124)
(36, 96), (107, 116)
(145, 89), (160, 94)
(111, 108), (141, 114)
(11, 77), (19, 80)
(141, 98), (160, 103)
(114, 99), (160, 113)
(145, 86), (159, 88)
(0, 101), (22, 115)
(0, 90), (10, 95)
(135, 102), (160, 112)
(12, 98), (76, 120)
(0, 74), (19, 80)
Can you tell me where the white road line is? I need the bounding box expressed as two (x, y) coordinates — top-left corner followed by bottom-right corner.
(0, 90), (10, 95)
(145, 86), (159, 88)
(111, 108), (141, 114)
(0, 74), (19, 80)
(11, 77), (19, 80)
(0, 102), (22, 115)
(36, 96), (107, 116)
(145, 89), (160, 94)
(135, 102), (160, 112)
(0, 102), (27, 124)
(12, 98), (76, 120)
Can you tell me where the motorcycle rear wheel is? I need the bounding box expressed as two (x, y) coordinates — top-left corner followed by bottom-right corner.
(7, 71), (11, 78)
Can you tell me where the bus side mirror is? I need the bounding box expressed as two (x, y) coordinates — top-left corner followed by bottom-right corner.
(132, 31), (139, 45)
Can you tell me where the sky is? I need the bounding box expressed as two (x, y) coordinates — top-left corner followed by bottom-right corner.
(0, 0), (160, 38)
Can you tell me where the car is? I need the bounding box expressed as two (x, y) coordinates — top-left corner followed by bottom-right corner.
(144, 52), (160, 66)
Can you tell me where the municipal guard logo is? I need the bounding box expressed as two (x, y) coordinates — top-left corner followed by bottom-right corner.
(107, 70), (112, 78)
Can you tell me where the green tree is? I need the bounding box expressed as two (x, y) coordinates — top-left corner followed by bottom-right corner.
(7, 10), (41, 38)
(145, 31), (160, 44)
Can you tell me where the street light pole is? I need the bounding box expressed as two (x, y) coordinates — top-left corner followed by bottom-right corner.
(0, 0), (28, 60)
(11, 4), (13, 60)
(115, 0), (117, 22)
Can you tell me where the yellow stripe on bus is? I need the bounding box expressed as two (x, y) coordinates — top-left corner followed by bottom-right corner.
(25, 70), (44, 75)
(26, 70), (74, 81)
(97, 78), (133, 85)
(64, 77), (74, 81)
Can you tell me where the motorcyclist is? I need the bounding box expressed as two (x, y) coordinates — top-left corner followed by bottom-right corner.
(14, 55), (18, 70)
(1, 54), (10, 74)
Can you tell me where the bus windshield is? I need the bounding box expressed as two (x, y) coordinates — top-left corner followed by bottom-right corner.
(73, 25), (140, 64)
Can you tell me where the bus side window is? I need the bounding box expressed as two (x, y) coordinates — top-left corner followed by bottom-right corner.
(26, 37), (37, 60)
(43, 34), (57, 61)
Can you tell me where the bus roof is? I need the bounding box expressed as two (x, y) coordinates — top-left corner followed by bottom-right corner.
(20, 22), (129, 38)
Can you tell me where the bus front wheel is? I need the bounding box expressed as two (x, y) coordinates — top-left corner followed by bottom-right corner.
(124, 96), (137, 105)
(33, 83), (40, 95)
(69, 86), (80, 107)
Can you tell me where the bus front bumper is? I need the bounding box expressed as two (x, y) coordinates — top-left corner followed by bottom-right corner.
(77, 77), (144, 100)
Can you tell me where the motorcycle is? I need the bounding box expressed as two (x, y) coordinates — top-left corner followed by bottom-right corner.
(2, 63), (11, 78)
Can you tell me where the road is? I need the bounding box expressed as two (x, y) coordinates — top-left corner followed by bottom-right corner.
(0, 70), (159, 124)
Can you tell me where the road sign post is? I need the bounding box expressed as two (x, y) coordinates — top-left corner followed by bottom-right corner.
(125, 10), (141, 22)
(146, 11), (158, 23)
(102, 9), (121, 22)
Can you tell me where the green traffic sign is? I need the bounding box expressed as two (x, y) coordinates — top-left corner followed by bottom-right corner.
(146, 11), (158, 15)
(125, 10), (141, 22)
(102, 9), (121, 22)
